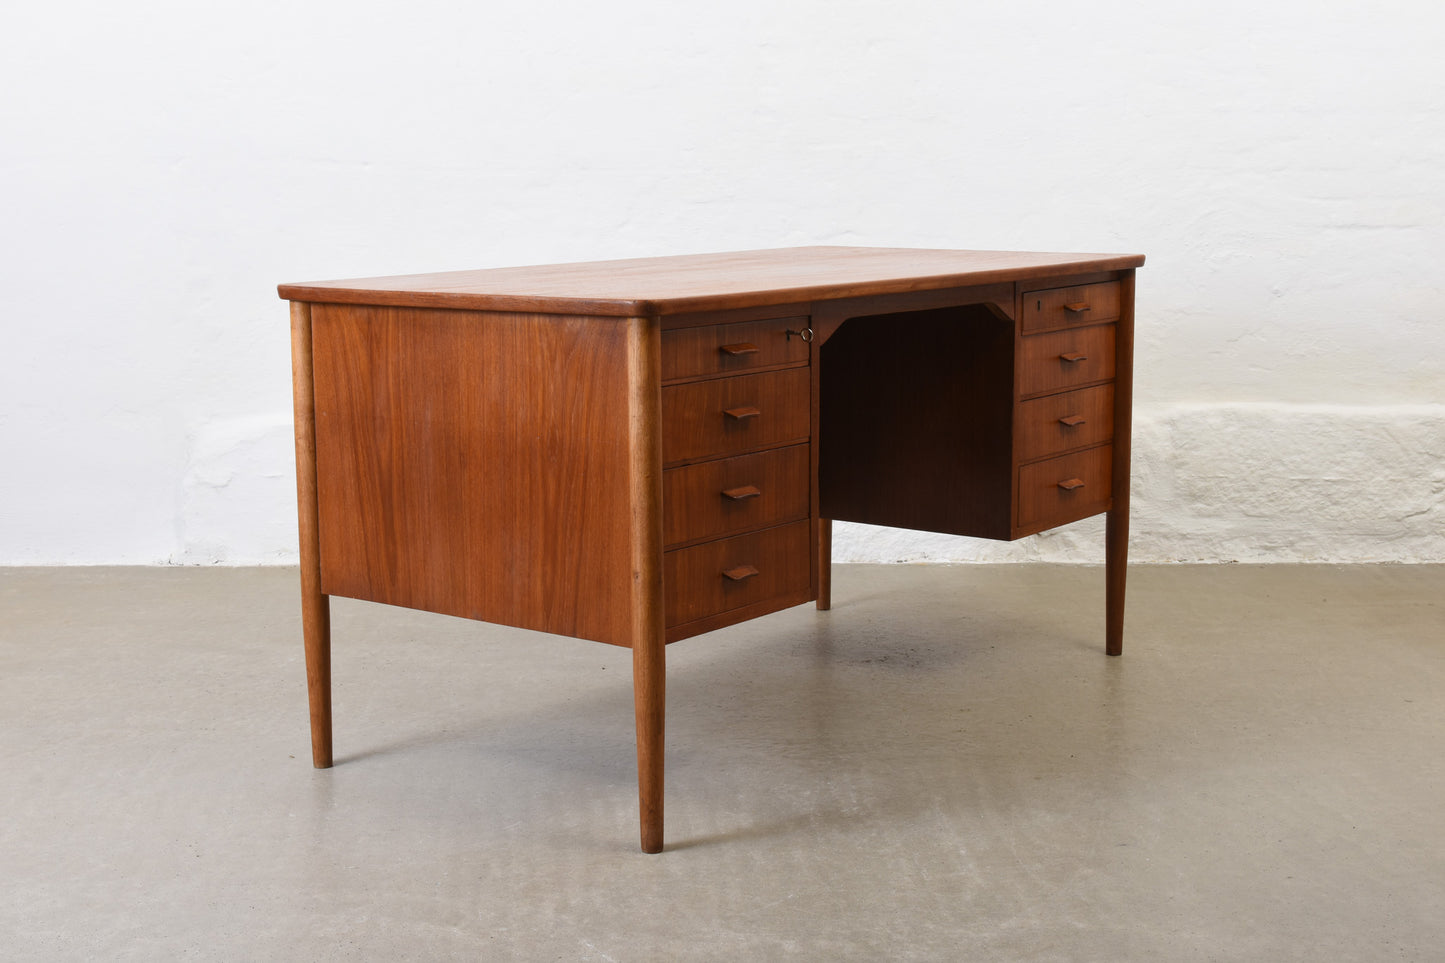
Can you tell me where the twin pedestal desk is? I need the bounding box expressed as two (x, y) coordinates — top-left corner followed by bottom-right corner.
(280, 246), (1145, 852)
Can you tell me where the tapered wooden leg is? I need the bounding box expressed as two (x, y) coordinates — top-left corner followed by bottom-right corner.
(626, 315), (665, 852)
(1105, 506), (1127, 657)
(633, 624), (665, 853)
(1106, 269), (1136, 658)
(291, 301), (333, 766)
(301, 586), (332, 765)
(816, 518), (832, 610)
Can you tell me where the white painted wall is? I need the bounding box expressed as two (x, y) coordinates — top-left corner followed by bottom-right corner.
(1, 0), (1441, 565)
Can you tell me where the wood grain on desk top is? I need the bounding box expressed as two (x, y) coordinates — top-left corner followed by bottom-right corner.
(278, 246), (1145, 317)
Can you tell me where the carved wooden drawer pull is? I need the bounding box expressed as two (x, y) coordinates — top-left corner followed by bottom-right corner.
(1062, 302), (1091, 315)
(720, 342), (760, 356)
(721, 485), (762, 501)
(1058, 415), (1087, 427)
(1057, 478), (1086, 491)
(724, 406), (762, 421)
(722, 564), (760, 582)
(1058, 352), (1088, 364)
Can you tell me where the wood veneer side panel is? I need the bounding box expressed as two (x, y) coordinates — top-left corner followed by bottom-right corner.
(310, 304), (636, 645)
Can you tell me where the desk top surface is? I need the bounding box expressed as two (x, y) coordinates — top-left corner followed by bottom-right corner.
(279, 246), (1144, 317)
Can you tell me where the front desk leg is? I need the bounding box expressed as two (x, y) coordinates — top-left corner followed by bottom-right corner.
(291, 301), (334, 766)
(627, 314), (666, 852)
(633, 624), (665, 853)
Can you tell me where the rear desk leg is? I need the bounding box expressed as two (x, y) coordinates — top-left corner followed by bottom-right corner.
(816, 519), (832, 610)
(1106, 505), (1127, 657)
(1106, 270), (1136, 658)
(628, 316), (665, 853)
(290, 301), (333, 767)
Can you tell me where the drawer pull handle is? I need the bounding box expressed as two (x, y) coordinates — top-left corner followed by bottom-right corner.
(1063, 302), (1091, 315)
(722, 564), (760, 582)
(1058, 415), (1087, 428)
(724, 406), (762, 422)
(1059, 352), (1088, 364)
(721, 485), (762, 501)
(1057, 477), (1086, 492)
(720, 342), (760, 356)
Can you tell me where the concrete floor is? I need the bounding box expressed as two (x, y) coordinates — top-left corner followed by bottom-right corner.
(1, 564), (1442, 961)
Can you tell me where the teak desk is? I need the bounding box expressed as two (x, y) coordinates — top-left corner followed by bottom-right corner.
(280, 246), (1145, 853)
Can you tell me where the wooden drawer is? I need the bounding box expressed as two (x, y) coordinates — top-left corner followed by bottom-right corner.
(1022, 281), (1120, 334)
(662, 317), (810, 382)
(1017, 384), (1115, 462)
(663, 445), (809, 548)
(1019, 324), (1116, 398)
(662, 368), (811, 465)
(1017, 446), (1112, 530)
(664, 520), (812, 628)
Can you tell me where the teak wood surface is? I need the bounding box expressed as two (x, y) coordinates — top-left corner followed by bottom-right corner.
(279, 246), (1143, 317)
(310, 303), (640, 645)
(662, 445), (810, 549)
(283, 245), (1144, 854)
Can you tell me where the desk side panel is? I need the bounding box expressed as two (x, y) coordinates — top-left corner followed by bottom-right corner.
(311, 304), (638, 645)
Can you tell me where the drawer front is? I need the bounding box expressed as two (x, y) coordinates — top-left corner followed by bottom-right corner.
(662, 368), (811, 464)
(1019, 324), (1116, 398)
(1022, 281), (1121, 334)
(662, 317), (810, 382)
(1017, 446), (1112, 530)
(1017, 384), (1115, 462)
(664, 520), (812, 628)
(663, 445), (809, 548)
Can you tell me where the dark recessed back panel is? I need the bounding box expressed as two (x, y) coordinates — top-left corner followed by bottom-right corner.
(819, 303), (1014, 540)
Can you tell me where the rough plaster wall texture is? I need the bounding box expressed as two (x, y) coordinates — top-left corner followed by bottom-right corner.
(834, 404), (1445, 564)
(0, 0), (1440, 564)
